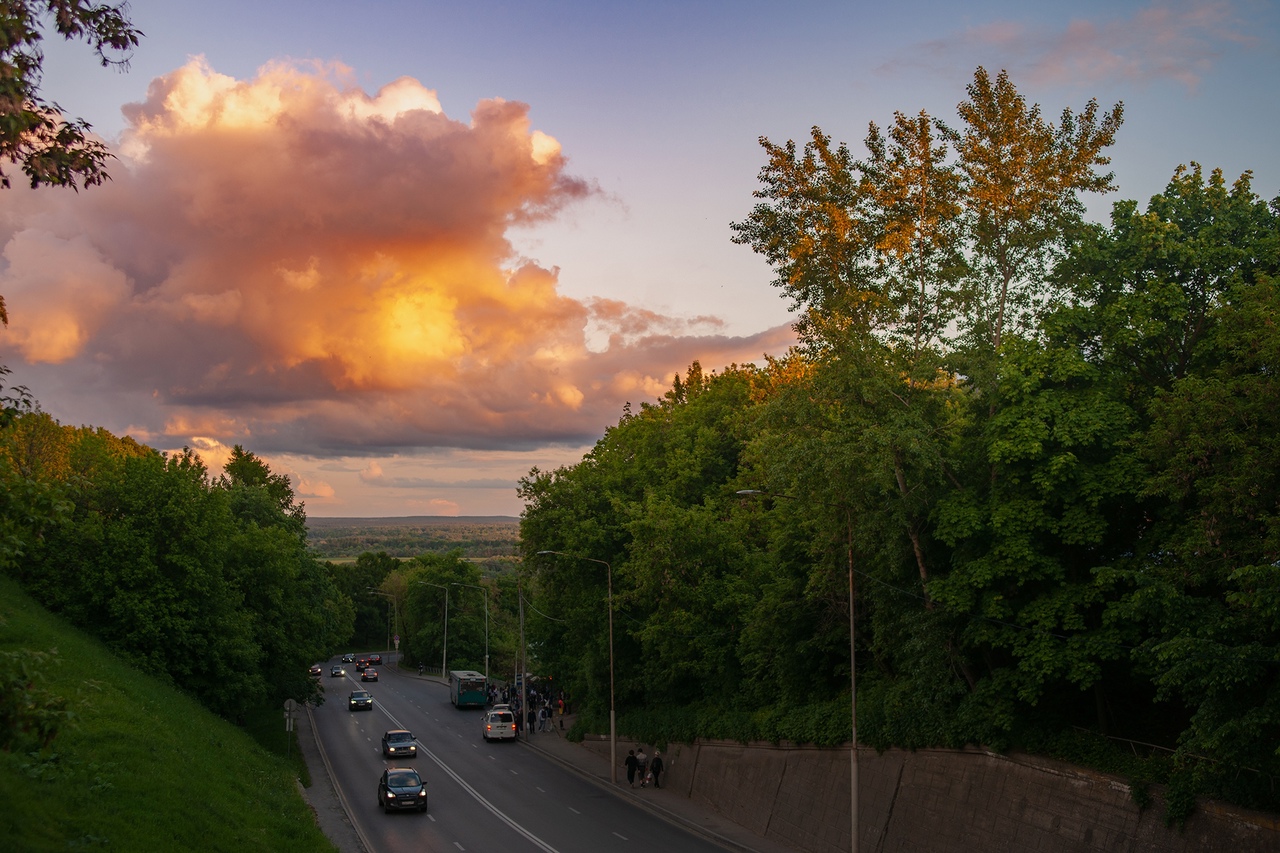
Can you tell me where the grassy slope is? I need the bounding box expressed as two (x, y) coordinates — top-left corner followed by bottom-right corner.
(0, 575), (336, 853)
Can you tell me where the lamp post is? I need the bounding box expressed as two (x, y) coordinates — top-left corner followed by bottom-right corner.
(367, 588), (396, 656)
(536, 549), (616, 785)
(738, 489), (858, 853)
(418, 582), (449, 677)
(452, 582), (490, 685)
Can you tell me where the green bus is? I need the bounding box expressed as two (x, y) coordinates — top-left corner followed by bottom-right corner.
(449, 670), (487, 708)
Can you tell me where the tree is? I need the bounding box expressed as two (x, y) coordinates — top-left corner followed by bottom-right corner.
(863, 109), (966, 360)
(0, 0), (142, 190)
(1063, 165), (1280, 810)
(954, 67), (1123, 355)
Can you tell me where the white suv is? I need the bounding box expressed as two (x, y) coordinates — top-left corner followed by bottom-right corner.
(482, 710), (517, 741)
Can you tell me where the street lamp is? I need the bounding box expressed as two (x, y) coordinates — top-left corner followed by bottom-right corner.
(536, 549), (617, 785)
(452, 582), (490, 685)
(418, 582), (449, 677)
(738, 489), (858, 853)
(367, 588), (396, 656)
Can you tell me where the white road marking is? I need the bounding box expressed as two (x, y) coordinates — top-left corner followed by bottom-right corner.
(613, 832), (629, 841)
(568, 807), (580, 814)
(377, 706), (562, 853)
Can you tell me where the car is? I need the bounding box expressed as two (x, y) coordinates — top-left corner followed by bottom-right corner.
(378, 767), (427, 813)
(369, 653), (383, 665)
(348, 690), (374, 711)
(330, 665), (346, 677)
(482, 710), (517, 741)
(490, 703), (511, 713)
(309, 664), (323, 678)
(381, 729), (417, 758)
(362, 668), (379, 682)
(356, 658), (369, 672)
(341, 653), (355, 663)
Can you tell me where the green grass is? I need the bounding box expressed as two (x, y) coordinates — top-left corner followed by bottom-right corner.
(0, 575), (337, 852)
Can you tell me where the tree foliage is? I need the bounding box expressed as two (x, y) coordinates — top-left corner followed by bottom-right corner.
(525, 69), (1280, 821)
(0, 0), (141, 190)
(1, 422), (353, 714)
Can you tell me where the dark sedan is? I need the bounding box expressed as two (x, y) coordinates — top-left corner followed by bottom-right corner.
(378, 767), (427, 812)
(381, 729), (417, 758)
(330, 665), (345, 677)
(348, 690), (373, 711)
(369, 653), (383, 666)
(362, 668), (379, 682)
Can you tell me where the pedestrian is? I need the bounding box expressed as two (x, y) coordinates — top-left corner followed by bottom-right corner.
(624, 749), (638, 787)
(650, 750), (664, 789)
(635, 748), (648, 788)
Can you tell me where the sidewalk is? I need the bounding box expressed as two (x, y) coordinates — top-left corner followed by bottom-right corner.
(519, 715), (796, 853)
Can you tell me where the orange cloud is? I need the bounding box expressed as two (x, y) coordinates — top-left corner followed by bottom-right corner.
(0, 58), (793, 462)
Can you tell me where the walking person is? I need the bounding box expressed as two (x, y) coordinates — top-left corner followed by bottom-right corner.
(650, 750), (664, 789)
(635, 747), (649, 788)
(624, 749), (639, 788)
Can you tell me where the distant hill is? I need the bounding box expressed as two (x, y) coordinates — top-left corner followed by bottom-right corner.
(305, 515), (520, 559)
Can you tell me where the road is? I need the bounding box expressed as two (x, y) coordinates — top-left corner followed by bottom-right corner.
(310, 659), (729, 853)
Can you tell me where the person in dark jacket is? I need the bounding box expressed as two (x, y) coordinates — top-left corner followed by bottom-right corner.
(624, 749), (639, 787)
(650, 750), (664, 789)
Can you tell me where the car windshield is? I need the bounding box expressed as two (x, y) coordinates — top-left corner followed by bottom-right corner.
(491, 712), (513, 723)
(387, 732), (411, 743)
(388, 771), (420, 787)
(352, 692), (370, 699)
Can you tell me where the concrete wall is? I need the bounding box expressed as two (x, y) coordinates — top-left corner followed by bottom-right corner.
(582, 737), (1280, 852)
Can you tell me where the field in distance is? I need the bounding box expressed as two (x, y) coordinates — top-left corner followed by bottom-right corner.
(306, 515), (519, 560)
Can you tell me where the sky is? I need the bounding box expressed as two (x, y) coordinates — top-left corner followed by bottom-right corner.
(1, 0), (1276, 517)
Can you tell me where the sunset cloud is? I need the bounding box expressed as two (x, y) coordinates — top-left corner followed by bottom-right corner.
(0, 58), (793, 482)
(882, 0), (1255, 91)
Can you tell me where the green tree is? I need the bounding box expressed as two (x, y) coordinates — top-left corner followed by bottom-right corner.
(0, 0), (142, 191)
(953, 67), (1123, 355)
(331, 551), (401, 649)
(1060, 165), (1280, 809)
(17, 444), (262, 709)
(217, 446), (350, 704)
(521, 363), (772, 717)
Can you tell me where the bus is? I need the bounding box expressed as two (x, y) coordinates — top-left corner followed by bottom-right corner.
(449, 670), (487, 708)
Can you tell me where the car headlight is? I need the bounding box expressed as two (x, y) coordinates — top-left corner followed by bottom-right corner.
(386, 791), (396, 798)
(418, 789), (427, 797)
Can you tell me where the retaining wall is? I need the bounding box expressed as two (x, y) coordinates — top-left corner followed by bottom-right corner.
(580, 737), (1280, 852)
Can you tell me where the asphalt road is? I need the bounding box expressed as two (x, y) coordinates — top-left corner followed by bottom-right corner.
(311, 661), (729, 853)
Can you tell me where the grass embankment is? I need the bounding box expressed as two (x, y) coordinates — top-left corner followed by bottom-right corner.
(0, 575), (335, 852)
